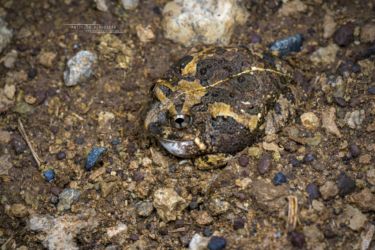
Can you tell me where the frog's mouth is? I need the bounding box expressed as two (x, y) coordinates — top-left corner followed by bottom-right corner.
(158, 138), (200, 158)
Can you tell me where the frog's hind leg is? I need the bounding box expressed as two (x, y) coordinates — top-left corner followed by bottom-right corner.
(193, 153), (232, 170)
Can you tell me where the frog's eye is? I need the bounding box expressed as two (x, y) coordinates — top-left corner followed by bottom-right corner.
(173, 114), (191, 129)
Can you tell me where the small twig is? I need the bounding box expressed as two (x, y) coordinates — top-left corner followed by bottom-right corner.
(17, 118), (43, 168)
(71, 112), (84, 121)
(287, 195), (298, 231)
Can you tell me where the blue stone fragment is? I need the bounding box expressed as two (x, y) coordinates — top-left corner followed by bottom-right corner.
(269, 34), (303, 57)
(208, 236), (227, 250)
(43, 169), (55, 182)
(273, 172), (287, 186)
(85, 147), (107, 171)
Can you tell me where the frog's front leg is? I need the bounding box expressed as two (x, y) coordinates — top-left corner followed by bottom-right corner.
(193, 153), (232, 170)
(265, 94), (296, 135)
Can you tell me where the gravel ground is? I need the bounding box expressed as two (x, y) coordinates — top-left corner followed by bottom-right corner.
(0, 0), (374, 249)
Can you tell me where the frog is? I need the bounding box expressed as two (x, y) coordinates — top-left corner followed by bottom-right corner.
(144, 47), (299, 169)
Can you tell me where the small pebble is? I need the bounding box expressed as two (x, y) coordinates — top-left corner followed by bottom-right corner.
(121, 0), (139, 10)
(289, 156), (301, 167)
(74, 137), (85, 145)
(258, 154), (271, 174)
(129, 234), (139, 241)
(56, 151), (66, 160)
(64, 50), (97, 87)
(208, 236), (227, 250)
(306, 183), (320, 200)
(168, 164), (177, 173)
(274, 103), (282, 114)
(349, 144), (360, 158)
(289, 231), (306, 248)
(337, 172), (356, 197)
(136, 201), (153, 217)
(85, 147), (106, 171)
(250, 33), (262, 44)
(300, 112), (320, 130)
(269, 33), (303, 57)
(50, 195), (59, 204)
(334, 96), (347, 107)
(189, 200), (199, 210)
(11, 136), (27, 155)
(27, 67), (38, 80)
(238, 155), (249, 167)
(43, 169), (55, 182)
(111, 138), (121, 145)
(203, 227), (213, 237)
(133, 171), (144, 182)
(303, 153), (315, 163)
(333, 23), (354, 47)
(320, 181), (339, 200)
(337, 61), (360, 75)
(273, 172), (287, 186)
(368, 86), (375, 95)
(57, 188), (80, 211)
(233, 217), (245, 230)
(50, 186), (61, 196)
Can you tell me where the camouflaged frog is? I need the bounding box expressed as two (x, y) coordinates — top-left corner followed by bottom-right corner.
(144, 47), (298, 169)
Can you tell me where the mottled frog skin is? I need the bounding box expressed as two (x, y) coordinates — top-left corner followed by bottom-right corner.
(144, 47), (296, 167)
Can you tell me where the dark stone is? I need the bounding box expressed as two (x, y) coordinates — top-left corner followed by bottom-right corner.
(337, 172), (356, 197)
(334, 96), (347, 107)
(56, 151), (66, 160)
(283, 140), (298, 153)
(349, 144), (360, 158)
(203, 227), (213, 237)
(238, 155), (249, 167)
(50, 186), (62, 196)
(368, 86), (375, 95)
(111, 138), (121, 145)
(337, 61), (360, 75)
(274, 103), (282, 114)
(323, 226), (337, 239)
(288, 231), (306, 248)
(333, 23), (354, 47)
(269, 33), (304, 56)
(50, 126), (59, 134)
(133, 171), (144, 182)
(74, 137), (85, 145)
(234, 192), (246, 201)
(175, 219), (184, 228)
(356, 44), (375, 60)
(11, 135), (27, 155)
(289, 156), (301, 167)
(50, 195), (59, 204)
(189, 201), (198, 210)
(258, 154), (271, 174)
(129, 234), (139, 241)
(233, 217), (245, 230)
(303, 153), (315, 163)
(33, 90), (47, 105)
(250, 33), (262, 44)
(273, 172), (287, 185)
(28, 67), (38, 80)
(208, 236), (227, 250)
(159, 227), (168, 235)
(43, 169), (55, 182)
(85, 147), (107, 171)
(306, 183), (320, 200)
(168, 164), (177, 173)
